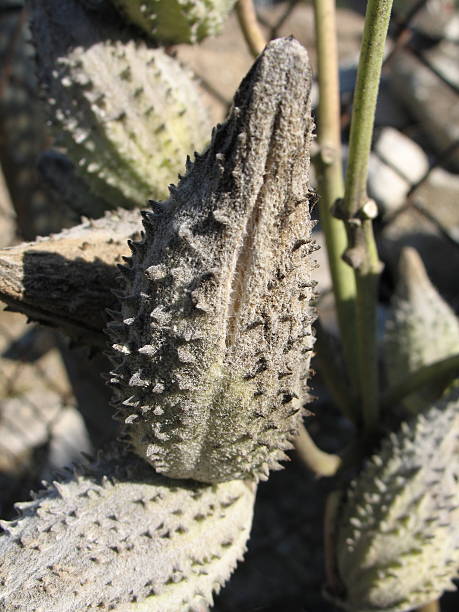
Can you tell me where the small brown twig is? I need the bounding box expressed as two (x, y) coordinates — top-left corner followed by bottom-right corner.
(383, 0), (429, 67)
(268, 0), (300, 41)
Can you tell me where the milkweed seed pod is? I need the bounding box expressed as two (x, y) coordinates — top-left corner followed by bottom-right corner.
(0, 209), (142, 347)
(108, 37), (316, 484)
(335, 386), (459, 612)
(0, 446), (256, 611)
(384, 247), (459, 413)
(29, 0), (211, 210)
(111, 0), (237, 45)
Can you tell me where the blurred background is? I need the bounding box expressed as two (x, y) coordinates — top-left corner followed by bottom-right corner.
(0, 1), (458, 610)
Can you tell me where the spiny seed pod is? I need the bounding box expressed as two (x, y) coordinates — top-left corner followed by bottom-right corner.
(0, 209), (142, 348)
(108, 37), (316, 484)
(111, 0), (237, 45)
(0, 446), (256, 611)
(384, 247), (459, 413)
(334, 386), (459, 612)
(30, 0), (211, 210)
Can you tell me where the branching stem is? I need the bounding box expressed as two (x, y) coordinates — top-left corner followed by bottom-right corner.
(341, 0), (393, 434)
(312, 0), (358, 408)
(236, 0), (266, 58)
(294, 425), (341, 478)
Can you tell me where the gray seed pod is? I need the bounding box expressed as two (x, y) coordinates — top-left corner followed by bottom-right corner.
(334, 386), (459, 612)
(0, 209), (142, 347)
(111, 0), (237, 45)
(108, 37), (316, 483)
(30, 0), (211, 210)
(0, 446), (256, 611)
(384, 247), (459, 413)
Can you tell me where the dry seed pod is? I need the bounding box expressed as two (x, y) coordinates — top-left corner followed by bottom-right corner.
(0, 209), (142, 347)
(335, 386), (459, 612)
(109, 37), (316, 483)
(384, 247), (459, 413)
(30, 0), (211, 210)
(111, 0), (237, 44)
(0, 445), (256, 611)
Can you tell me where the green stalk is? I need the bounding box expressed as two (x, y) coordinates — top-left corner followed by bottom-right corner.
(294, 425), (341, 477)
(313, 0), (358, 406)
(342, 0), (393, 433)
(236, 0), (266, 58)
(381, 354), (459, 410)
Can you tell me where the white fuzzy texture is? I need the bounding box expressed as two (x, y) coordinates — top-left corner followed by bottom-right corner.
(112, 0), (237, 44)
(0, 447), (256, 611)
(336, 386), (459, 612)
(384, 247), (459, 413)
(30, 0), (211, 209)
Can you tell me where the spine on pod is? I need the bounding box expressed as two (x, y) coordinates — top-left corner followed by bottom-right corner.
(111, 0), (237, 44)
(0, 445), (256, 611)
(384, 247), (459, 413)
(108, 37), (317, 484)
(334, 386), (459, 612)
(30, 0), (212, 210)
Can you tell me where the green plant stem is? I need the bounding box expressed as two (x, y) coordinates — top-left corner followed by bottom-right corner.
(294, 425), (341, 477)
(236, 0), (266, 58)
(381, 354), (459, 410)
(341, 0), (393, 434)
(312, 0), (359, 407)
(416, 601), (440, 612)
